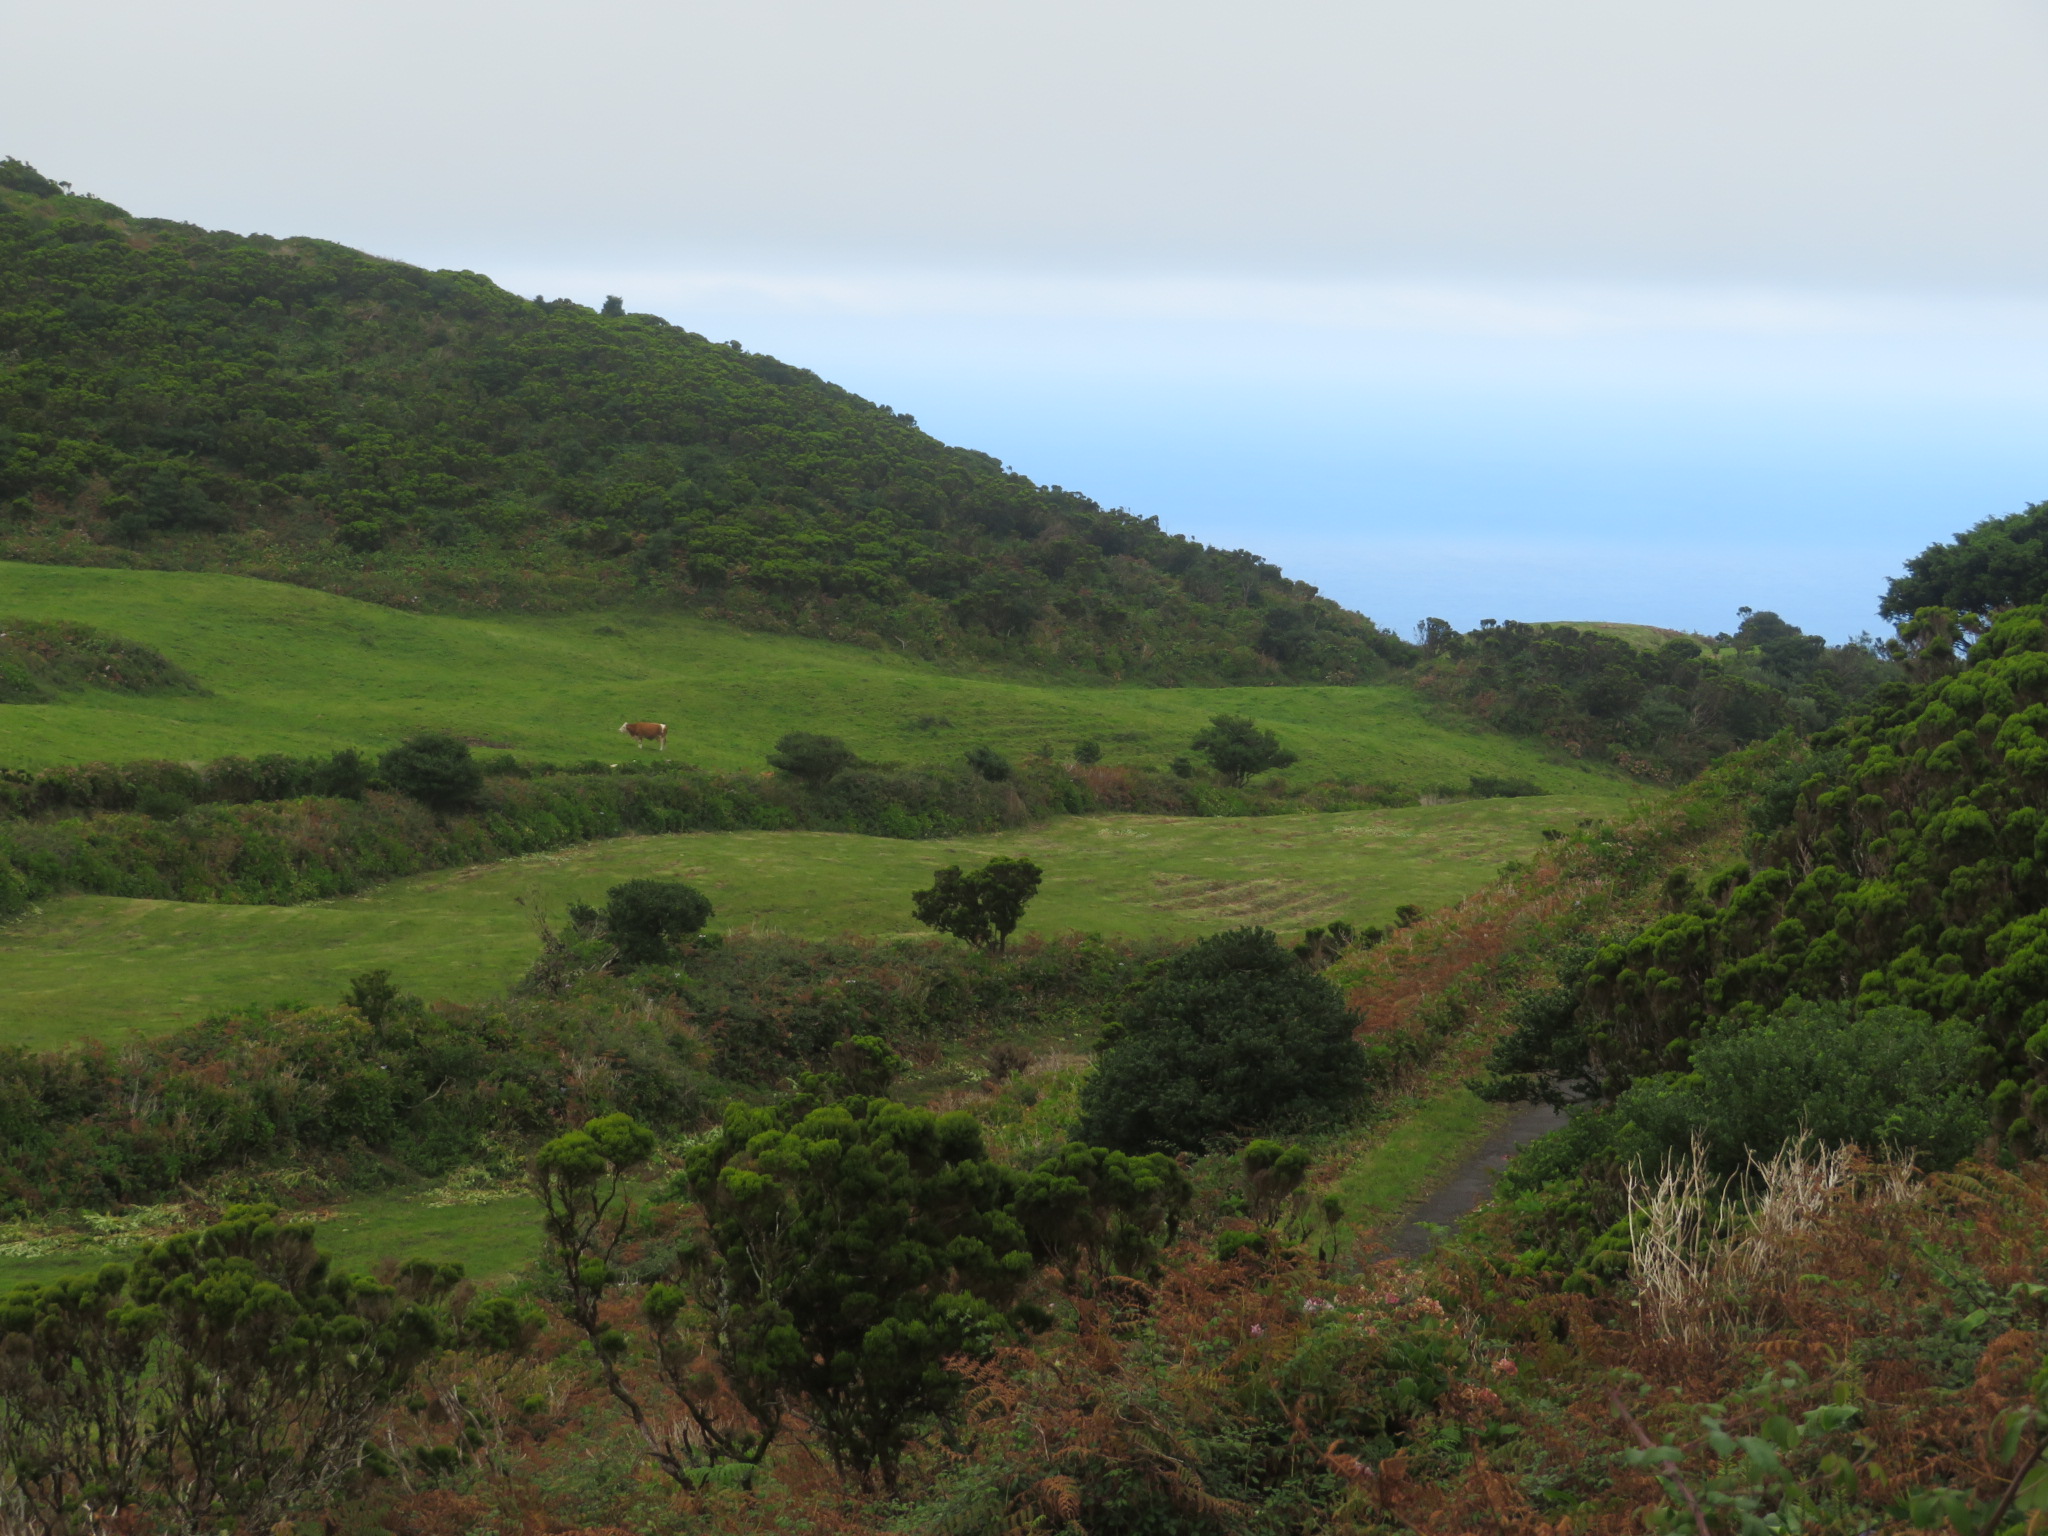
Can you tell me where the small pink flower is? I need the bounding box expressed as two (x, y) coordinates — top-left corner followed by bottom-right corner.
(1492, 1356), (1518, 1377)
(1249, 1323), (1265, 1337)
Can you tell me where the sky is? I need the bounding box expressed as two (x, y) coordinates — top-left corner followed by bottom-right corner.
(10, 0), (2048, 640)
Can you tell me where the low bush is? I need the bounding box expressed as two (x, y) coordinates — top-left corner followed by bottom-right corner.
(1612, 1000), (1989, 1176)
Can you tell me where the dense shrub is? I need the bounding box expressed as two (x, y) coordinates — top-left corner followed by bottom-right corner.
(1078, 927), (1369, 1152)
(604, 878), (713, 964)
(0, 618), (203, 702)
(1611, 1001), (1987, 1176)
(378, 732), (484, 812)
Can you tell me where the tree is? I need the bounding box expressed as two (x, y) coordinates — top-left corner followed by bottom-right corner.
(600, 294), (625, 317)
(911, 857), (1043, 953)
(537, 1101), (1035, 1492)
(534, 1113), (781, 1489)
(603, 878), (713, 964)
(0, 1205), (456, 1534)
(1882, 499), (2048, 619)
(1073, 739), (1102, 765)
(378, 732), (483, 811)
(1011, 1141), (1189, 1287)
(768, 731), (858, 786)
(965, 744), (1012, 782)
(1189, 714), (1297, 787)
(1078, 927), (1369, 1153)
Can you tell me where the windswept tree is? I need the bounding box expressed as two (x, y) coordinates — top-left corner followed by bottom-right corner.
(1190, 714), (1298, 787)
(911, 856), (1043, 953)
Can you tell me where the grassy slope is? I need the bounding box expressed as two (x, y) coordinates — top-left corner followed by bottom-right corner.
(0, 563), (1604, 792)
(1539, 620), (1711, 651)
(0, 794), (1631, 1047)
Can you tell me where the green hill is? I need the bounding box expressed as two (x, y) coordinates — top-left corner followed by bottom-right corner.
(0, 794), (1631, 1048)
(0, 157), (1405, 685)
(0, 561), (1606, 793)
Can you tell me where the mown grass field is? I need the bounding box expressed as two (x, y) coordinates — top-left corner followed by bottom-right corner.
(0, 562), (1611, 795)
(0, 794), (1632, 1047)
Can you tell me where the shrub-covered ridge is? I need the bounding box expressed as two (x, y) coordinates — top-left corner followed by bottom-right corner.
(1562, 604), (2048, 1153)
(0, 162), (1406, 684)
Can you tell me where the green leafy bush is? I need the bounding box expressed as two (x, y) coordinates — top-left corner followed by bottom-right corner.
(378, 732), (483, 812)
(767, 730), (858, 785)
(965, 744), (1013, 782)
(1612, 1001), (1988, 1176)
(603, 878), (714, 964)
(1078, 927), (1368, 1152)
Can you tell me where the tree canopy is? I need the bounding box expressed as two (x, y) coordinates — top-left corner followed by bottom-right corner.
(1882, 500), (2048, 620)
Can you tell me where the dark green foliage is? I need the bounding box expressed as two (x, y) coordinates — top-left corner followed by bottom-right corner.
(0, 1204), (456, 1533)
(0, 158), (62, 197)
(1577, 603), (2048, 1152)
(1072, 738), (1102, 765)
(0, 985), (714, 1213)
(678, 1096), (1035, 1489)
(1078, 927), (1369, 1153)
(1469, 774), (1541, 798)
(1474, 943), (1601, 1107)
(0, 618), (203, 702)
(1241, 1139), (1312, 1225)
(1393, 903), (1423, 928)
(1293, 918), (1380, 970)
(1011, 1141), (1189, 1285)
(0, 854), (26, 919)
(910, 856), (1044, 953)
(661, 930), (1163, 1083)
(0, 755), (1091, 909)
(600, 294), (624, 317)
(964, 744), (1013, 782)
(1169, 754), (1196, 779)
(768, 730), (858, 785)
(603, 878), (713, 964)
(829, 1034), (906, 1097)
(0, 165), (1411, 683)
(0, 747), (378, 820)
(342, 967), (403, 1032)
(1883, 499), (2048, 619)
(1190, 713), (1298, 787)
(1604, 1001), (1988, 1176)
(1417, 617), (1890, 781)
(378, 732), (483, 812)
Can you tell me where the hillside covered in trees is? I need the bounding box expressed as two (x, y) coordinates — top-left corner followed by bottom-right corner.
(1412, 608), (1892, 780)
(0, 157), (1406, 684)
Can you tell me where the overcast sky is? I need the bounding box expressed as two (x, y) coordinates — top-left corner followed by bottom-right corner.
(11, 0), (2048, 638)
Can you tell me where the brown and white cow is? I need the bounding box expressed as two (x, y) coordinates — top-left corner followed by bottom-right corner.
(618, 721), (668, 751)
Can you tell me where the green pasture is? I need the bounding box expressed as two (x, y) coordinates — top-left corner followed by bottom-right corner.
(0, 562), (1608, 794)
(0, 794), (1630, 1047)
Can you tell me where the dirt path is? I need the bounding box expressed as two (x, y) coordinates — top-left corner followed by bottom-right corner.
(1384, 1102), (1567, 1258)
